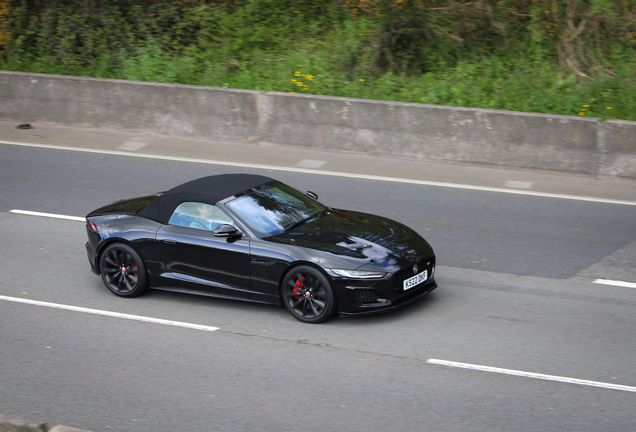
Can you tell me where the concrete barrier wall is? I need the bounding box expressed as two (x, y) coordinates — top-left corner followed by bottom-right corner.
(598, 120), (636, 178)
(0, 71), (261, 142)
(1, 71), (634, 178)
(260, 92), (603, 174)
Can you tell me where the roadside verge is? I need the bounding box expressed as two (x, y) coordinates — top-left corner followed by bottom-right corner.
(1, 120), (635, 204)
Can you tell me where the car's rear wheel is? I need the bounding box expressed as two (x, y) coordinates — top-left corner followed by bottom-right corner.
(99, 243), (148, 297)
(282, 265), (336, 323)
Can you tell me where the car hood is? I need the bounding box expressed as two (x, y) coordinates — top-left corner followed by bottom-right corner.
(266, 209), (433, 267)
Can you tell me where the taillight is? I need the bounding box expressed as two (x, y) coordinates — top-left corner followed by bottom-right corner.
(86, 219), (98, 232)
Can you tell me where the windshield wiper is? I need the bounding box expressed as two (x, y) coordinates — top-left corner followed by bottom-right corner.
(284, 210), (324, 232)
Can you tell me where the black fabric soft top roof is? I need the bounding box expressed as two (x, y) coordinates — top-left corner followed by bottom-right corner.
(137, 173), (273, 224)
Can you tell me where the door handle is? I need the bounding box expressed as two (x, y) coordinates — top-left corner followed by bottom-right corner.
(163, 239), (177, 245)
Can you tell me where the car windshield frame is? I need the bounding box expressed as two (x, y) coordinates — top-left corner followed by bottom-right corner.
(225, 181), (326, 237)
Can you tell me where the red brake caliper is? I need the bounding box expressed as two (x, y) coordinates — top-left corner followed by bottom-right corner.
(293, 276), (305, 299)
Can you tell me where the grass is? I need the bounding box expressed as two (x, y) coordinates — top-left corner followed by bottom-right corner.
(1, 1), (634, 122)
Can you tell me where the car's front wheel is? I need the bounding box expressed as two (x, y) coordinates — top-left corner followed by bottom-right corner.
(282, 265), (336, 323)
(99, 243), (148, 297)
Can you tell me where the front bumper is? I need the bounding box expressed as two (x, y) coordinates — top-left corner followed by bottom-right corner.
(337, 278), (437, 316)
(333, 256), (437, 316)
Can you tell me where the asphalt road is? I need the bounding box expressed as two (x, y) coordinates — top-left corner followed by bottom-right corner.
(1, 141), (635, 432)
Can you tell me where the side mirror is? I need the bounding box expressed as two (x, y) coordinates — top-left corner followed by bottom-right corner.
(213, 224), (241, 237)
(306, 191), (319, 200)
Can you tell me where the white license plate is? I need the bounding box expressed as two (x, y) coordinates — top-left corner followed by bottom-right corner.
(403, 270), (428, 291)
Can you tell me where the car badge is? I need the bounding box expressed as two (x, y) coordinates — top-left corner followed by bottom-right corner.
(413, 265), (418, 274)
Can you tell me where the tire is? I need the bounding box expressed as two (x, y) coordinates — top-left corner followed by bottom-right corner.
(99, 243), (149, 297)
(282, 265), (336, 323)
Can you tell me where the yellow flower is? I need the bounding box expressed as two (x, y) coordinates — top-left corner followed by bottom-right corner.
(297, 64), (302, 67)
(294, 72), (301, 76)
(579, 112), (585, 115)
(306, 75), (314, 81)
(583, 105), (589, 107)
(359, 78), (365, 82)
(607, 107), (612, 109)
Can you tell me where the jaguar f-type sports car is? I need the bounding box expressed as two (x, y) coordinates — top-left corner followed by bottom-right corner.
(85, 174), (437, 323)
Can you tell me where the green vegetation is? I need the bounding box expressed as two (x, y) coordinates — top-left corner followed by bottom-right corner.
(1, 0), (634, 120)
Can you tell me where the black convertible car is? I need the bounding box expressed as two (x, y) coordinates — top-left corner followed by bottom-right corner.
(85, 174), (437, 323)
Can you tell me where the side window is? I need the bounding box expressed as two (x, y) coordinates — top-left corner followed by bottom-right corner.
(168, 202), (234, 231)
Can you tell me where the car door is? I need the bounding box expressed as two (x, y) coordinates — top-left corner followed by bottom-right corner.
(154, 202), (258, 301)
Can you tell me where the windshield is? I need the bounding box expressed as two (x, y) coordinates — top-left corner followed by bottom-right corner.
(226, 181), (325, 237)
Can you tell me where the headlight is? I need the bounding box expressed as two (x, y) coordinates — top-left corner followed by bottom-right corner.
(326, 269), (386, 279)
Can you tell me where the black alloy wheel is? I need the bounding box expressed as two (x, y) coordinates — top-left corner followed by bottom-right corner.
(282, 265), (336, 323)
(99, 243), (148, 297)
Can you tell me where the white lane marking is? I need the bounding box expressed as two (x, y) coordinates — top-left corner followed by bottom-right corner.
(9, 209), (84, 222)
(0, 295), (220, 332)
(1, 289), (632, 390)
(593, 279), (636, 289)
(3, 140), (636, 206)
(427, 359), (636, 393)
